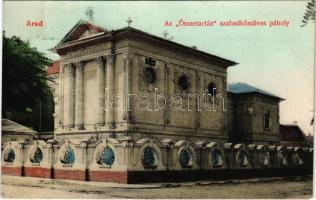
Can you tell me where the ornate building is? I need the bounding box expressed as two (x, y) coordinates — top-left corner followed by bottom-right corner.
(1, 20), (312, 183)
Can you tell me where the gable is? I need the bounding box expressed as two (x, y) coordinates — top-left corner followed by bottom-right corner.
(58, 20), (106, 46)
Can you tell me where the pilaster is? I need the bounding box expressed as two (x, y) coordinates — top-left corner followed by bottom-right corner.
(96, 57), (106, 126)
(64, 63), (75, 128)
(75, 61), (84, 129)
(106, 54), (115, 129)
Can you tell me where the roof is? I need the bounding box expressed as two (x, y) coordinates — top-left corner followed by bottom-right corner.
(280, 124), (305, 141)
(47, 60), (60, 76)
(2, 119), (37, 134)
(52, 20), (237, 68)
(228, 82), (284, 100)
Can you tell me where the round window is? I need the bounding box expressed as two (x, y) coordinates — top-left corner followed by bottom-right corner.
(32, 148), (43, 163)
(61, 146), (75, 164)
(142, 147), (156, 167)
(211, 150), (223, 166)
(4, 148), (15, 163)
(178, 75), (189, 91)
(144, 67), (157, 84)
(100, 147), (115, 165)
(179, 149), (191, 168)
(207, 82), (217, 96)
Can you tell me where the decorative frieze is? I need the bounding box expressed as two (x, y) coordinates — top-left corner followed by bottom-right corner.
(64, 44), (108, 60)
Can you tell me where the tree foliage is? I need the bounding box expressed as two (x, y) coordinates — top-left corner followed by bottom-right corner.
(2, 33), (52, 117)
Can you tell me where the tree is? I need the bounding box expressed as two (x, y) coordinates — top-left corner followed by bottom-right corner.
(2, 33), (52, 127)
(301, 0), (316, 27)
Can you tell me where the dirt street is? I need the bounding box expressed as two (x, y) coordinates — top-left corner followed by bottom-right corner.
(1, 175), (312, 199)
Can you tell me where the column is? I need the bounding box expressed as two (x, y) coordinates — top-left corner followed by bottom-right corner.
(64, 63), (75, 128)
(75, 61), (84, 129)
(58, 64), (64, 126)
(106, 54), (115, 129)
(96, 57), (105, 126)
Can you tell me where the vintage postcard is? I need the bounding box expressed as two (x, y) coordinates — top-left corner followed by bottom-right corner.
(1, 1), (314, 199)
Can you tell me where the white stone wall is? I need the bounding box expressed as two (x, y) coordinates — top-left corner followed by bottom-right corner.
(53, 35), (229, 141)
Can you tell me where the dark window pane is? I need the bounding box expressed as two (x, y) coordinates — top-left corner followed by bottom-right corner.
(264, 110), (270, 129)
(178, 75), (189, 91)
(208, 82), (217, 96)
(144, 67), (157, 84)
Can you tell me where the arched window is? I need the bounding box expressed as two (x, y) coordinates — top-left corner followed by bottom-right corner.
(264, 110), (270, 129)
(99, 147), (115, 165)
(143, 67), (157, 84)
(179, 149), (191, 168)
(4, 148), (15, 163)
(178, 74), (189, 91)
(31, 148), (43, 163)
(61, 146), (75, 164)
(142, 147), (156, 168)
(207, 82), (217, 97)
(211, 150), (223, 167)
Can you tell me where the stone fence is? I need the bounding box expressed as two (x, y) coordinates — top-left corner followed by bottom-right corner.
(1, 138), (313, 183)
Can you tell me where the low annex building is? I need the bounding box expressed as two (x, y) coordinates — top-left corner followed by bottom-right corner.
(1, 119), (37, 143)
(1, 20), (313, 183)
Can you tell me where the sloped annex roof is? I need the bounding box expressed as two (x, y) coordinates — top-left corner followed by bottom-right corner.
(228, 82), (284, 100)
(2, 119), (37, 134)
(53, 20), (237, 68)
(47, 60), (60, 76)
(280, 124), (305, 141)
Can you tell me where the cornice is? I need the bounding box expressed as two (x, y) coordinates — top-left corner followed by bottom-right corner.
(52, 27), (238, 68)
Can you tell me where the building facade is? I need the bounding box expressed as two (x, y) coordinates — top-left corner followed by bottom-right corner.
(1, 20), (312, 183)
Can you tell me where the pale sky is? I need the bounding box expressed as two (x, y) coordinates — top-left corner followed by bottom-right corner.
(3, 1), (315, 135)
